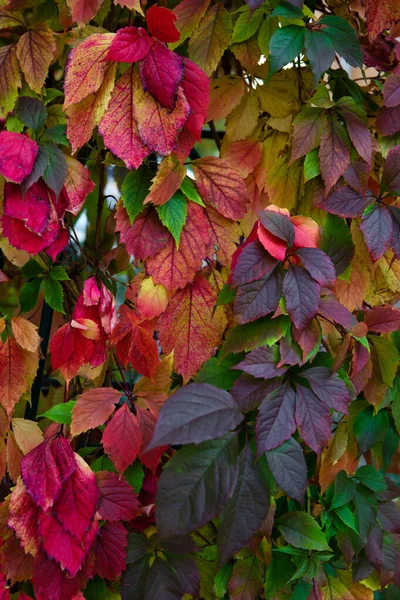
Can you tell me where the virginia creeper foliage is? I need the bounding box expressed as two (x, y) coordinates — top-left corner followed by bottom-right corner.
(1, 0), (400, 598)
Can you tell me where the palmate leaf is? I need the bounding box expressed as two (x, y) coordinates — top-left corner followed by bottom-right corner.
(155, 433), (239, 539)
(276, 512), (330, 551)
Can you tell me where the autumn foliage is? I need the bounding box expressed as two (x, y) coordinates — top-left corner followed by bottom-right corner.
(1, 0), (400, 598)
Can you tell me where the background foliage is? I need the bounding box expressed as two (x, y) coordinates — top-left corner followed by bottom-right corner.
(1, 0), (400, 598)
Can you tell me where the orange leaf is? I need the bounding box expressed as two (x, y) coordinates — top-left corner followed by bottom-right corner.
(158, 273), (227, 380)
(11, 317), (40, 353)
(0, 45), (21, 120)
(204, 205), (242, 266)
(136, 277), (169, 320)
(12, 419), (43, 455)
(0, 338), (38, 416)
(71, 388), (121, 437)
(145, 155), (186, 206)
(16, 26), (56, 94)
(134, 353), (173, 415)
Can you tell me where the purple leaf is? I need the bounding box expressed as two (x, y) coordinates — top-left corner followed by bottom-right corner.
(144, 559), (182, 600)
(336, 96), (372, 166)
(217, 444), (270, 565)
(257, 209), (295, 246)
(383, 73), (400, 107)
(302, 366), (350, 413)
(294, 247), (336, 286)
(231, 375), (280, 412)
(234, 270), (282, 324)
(318, 184), (373, 218)
(380, 145), (400, 194)
(168, 556), (200, 597)
(376, 105), (400, 136)
(155, 434), (239, 539)
(283, 265), (320, 330)
(390, 205), (400, 259)
(231, 241), (278, 287)
(233, 346), (287, 380)
(378, 502), (400, 534)
(360, 203), (393, 261)
(319, 115), (350, 193)
(266, 437), (307, 503)
(256, 384), (296, 454)
(366, 525), (383, 570)
(318, 292), (357, 330)
(146, 383), (244, 450)
(295, 383), (332, 455)
(343, 156), (370, 195)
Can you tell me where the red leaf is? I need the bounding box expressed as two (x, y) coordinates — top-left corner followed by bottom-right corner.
(71, 388), (121, 437)
(8, 479), (39, 557)
(94, 521), (128, 580)
(38, 511), (98, 577)
(115, 203), (169, 261)
(365, 306), (400, 333)
(53, 454), (99, 540)
(102, 403), (143, 475)
(0, 337), (38, 417)
(180, 58), (210, 140)
(192, 157), (248, 220)
(99, 67), (150, 170)
(204, 205), (242, 267)
(136, 84), (190, 155)
(136, 407), (167, 472)
(96, 471), (141, 521)
(66, 0), (103, 25)
(63, 155), (96, 216)
(50, 436), (77, 483)
(146, 5), (180, 43)
(0, 132), (38, 184)
(222, 140), (263, 178)
(140, 40), (183, 110)
(32, 552), (87, 600)
(106, 26), (153, 62)
(158, 274), (227, 380)
(147, 202), (210, 290)
(21, 440), (63, 512)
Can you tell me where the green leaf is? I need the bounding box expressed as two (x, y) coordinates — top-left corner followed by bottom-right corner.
(334, 505), (358, 533)
(268, 25), (305, 77)
(44, 88), (64, 104)
(276, 512), (331, 551)
(156, 192), (188, 247)
(84, 577), (108, 600)
(43, 277), (64, 312)
(304, 149), (320, 181)
(272, 2), (303, 18)
(39, 400), (76, 424)
(21, 259), (46, 279)
(371, 335), (399, 387)
(320, 15), (363, 68)
(42, 141), (68, 197)
(214, 563), (233, 599)
(15, 96), (47, 132)
(292, 580), (313, 600)
(258, 16), (278, 57)
(6, 115), (24, 133)
(180, 176), (204, 206)
(91, 455), (144, 493)
(353, 406), (389, 454)
(320, 213), (354, 276)
(43, 124), (68, 146)
(121, 168), (153, 223)
(221, 316), (290, 357)
(20, 278), (42, 313)
(331, 470), (356, 509)
(216, 284), (237, 306)
(304, 30), (335, 86)
(356, 465), (387, 492)
(194, 353), (243, 390)
(49, 266), (69, 281)
(232, 6), (264, 44)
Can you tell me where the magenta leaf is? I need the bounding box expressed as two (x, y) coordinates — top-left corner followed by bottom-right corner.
(147, 383), (244, 449)
(180, 58), (209, 140)
(283, 265), (320, 330)
(106, 27), (153, 62)
(139, 40), (183, 110)
(0, 131), (38, 183)
(256, 384), (296, 454)
(21, 440), (62, 512)
(94, 521), (129, 580)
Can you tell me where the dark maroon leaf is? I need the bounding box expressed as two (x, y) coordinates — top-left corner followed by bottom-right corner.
(389, 205), (400, 259)
(378, 502), (400, 534)
(336, 96), (372, 166)
(318, 292), (357, 330)
(380, 146), (400, 194)
(257, 210), (295, 246)
(144, 559), (182, 600)
(231, 374), (280, 412)
(282, 265), (320, 330)
(295, 383), (332, 455)
(366, 525), (383, 570)
(231, 241), (278, 287)
(162, 535), (198, 554)
(234, 270), (282, 324)
(256, 384), (296, 454)
(302, 366), (350, 413)
(318, 185), (373, 218)
(217, 444), (270, 565)
(352, 557), (374, 582)
(155, 434), (239, 539)
(146, 383), (244, 450)
(360, 203), (393, 261)
(279, 334), (303, 367)
(376, 105), (400, 136)
(318, 114), (350, 193)
(343, 156), (370, 195)
(233, 345), (287, 380)
(168, 556), (200, 597)
(383, 73), (400, 107)
(121, 555), (150, 600)
(266, 437), (307, 503)
(294, 248), (336, 286)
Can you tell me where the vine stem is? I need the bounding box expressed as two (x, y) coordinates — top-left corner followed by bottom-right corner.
(94, 153), (106, 253)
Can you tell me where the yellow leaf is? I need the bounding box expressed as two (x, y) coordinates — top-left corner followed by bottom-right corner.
(0, 238), (30, 267)
(16, 25), (56, 93)
(134, 353), (174, 414)
(11, 317), (40, 353)
(12, 418), (43, 455)
(207, 75), (246, 122)
(264, 155), (302, 211)
(189, 3), (232, 76)
(323, 569), (373, 600)
(225, 90), (260, 142)
(0, 45), (21, 120)
(172, 0), (210, 46)
(257, 84), (297, 118)
(0, 338), (38, 416)
(137, 277), (169, 320)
